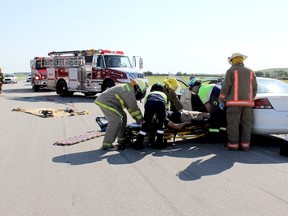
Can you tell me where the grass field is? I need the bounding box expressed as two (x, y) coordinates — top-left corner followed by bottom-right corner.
(15, 73), (29, 81)
(146, 76), (190, 88)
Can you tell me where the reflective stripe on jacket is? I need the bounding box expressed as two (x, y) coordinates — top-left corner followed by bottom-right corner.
(144, 91), (168, 105)
(95, 83), (143, 120)
(219, 64), (258, 107)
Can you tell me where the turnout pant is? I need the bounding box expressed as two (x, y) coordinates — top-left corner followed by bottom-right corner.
(99, 106), (127, 146)
(226, 106), (253, 147)
(142, 100), (166, 132)
(135, 100), (166, 149)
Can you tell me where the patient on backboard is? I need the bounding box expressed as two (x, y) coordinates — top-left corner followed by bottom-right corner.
(164, 110), (209, 130)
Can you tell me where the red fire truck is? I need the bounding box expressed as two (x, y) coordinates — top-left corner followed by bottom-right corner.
(44, 49), (147, 97)
(30, 57), (50, 91)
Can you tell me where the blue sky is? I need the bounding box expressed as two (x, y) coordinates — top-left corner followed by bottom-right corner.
(1, 0), (288, 74)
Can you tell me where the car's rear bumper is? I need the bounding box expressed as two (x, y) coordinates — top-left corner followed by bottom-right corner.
(252, 109), (288, 134)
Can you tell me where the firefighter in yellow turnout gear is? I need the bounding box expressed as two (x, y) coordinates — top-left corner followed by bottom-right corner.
(95, 78), (148, 150)
(0, 67), (4, 94)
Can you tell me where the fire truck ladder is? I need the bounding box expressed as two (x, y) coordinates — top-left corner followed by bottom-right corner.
(48, 49), (98, 57)
(48, 50), (83, 56)
(46, 51), (86, 67)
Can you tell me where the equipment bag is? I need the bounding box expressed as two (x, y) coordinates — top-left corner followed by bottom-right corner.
(96, 117), (108, 132)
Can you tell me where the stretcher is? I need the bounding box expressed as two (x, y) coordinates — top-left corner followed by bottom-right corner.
(96, 116), (209, 147)
(124, 120), (209, 147)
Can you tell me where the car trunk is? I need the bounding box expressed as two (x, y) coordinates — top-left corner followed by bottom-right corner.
(258, 94), (288, 112)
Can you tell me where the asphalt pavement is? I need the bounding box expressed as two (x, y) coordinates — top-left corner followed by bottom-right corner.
(0, 81), (288, 216)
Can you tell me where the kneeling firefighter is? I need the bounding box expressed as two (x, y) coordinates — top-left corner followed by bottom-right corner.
(95, 78), (148, 150)
(134, 83), (168, 150)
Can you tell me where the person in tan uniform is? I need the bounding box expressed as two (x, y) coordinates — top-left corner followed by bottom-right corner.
(180, 78), (206, 112)
(95, 78), (148, 150)
(0, 67), (4, 94)
(162, 77), (183, 112)
(219, 52), (258, 151)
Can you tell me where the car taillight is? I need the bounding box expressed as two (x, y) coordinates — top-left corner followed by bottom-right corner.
(254, 98), (273, 109)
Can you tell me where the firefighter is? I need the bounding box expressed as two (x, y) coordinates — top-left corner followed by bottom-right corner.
(95, 78), (148, 150)
(219, 52), (258, 151)
(0, 67), (3, 94)
(134, 83), (169, 150)
(163, 77), (183, 111)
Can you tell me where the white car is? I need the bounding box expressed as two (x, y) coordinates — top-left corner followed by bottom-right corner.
(252, 77), (288, 135)
(4, 73), (17, 84)
(177, 77), (288, 136)
(26, 74), (32, 82)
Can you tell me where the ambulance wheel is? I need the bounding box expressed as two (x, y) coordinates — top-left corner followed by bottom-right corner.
(57, 80), (69, 97)
(101, 80), (115, 92)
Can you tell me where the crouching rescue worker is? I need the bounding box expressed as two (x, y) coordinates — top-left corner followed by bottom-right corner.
(219, 52), (258, 151)
(181, 78), (226, 141)
(134, 83), (168, 150)
(0, 67), (4, 94)
(180, 78), (207, 112)
(198, 83), (227, 141)
(95, 78), (148, 151)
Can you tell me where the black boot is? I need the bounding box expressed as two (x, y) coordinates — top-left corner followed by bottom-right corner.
(154, 133), (166, 149)
(134, 134), (145, 150)
(280, 141), (288, 156)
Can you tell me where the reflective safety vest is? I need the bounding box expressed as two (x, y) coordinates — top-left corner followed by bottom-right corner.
(144, 90), (168, 105)
(198, 84), (214, 104)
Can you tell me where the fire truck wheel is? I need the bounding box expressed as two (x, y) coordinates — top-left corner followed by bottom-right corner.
(57, 80), (69, 97)
(84, 92), (96, 97)
(32, 84), (39, 92)
(101, 80), (115, 92)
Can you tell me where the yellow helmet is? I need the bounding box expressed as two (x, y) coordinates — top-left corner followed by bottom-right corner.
(163, 77), (179, 91)
(131, 78), (149, 93)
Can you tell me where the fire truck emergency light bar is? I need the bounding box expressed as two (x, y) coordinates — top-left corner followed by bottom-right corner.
(48, 49), (124, 56)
